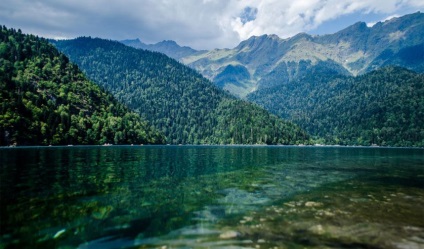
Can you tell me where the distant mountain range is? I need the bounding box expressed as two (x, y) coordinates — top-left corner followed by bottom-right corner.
(123, 12), (424, 98)
(120, 39), (203, 60)
(119, 12), (424, 147)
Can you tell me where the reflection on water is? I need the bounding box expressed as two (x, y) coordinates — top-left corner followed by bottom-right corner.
(0, 146), (423, 248)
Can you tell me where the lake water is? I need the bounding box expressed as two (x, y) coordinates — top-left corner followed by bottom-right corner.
(1, 146), (423, 249)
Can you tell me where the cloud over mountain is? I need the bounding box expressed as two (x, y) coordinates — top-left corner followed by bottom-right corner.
(0, 0), (422, 49)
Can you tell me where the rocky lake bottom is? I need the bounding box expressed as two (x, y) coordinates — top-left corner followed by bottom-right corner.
(1, 146), (423, 248)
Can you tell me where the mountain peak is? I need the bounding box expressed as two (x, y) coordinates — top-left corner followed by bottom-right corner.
(290, 32), (313, 42)
(157, 40), (178, 46)
(340, 21), (369, 34)
(121, 38), (198, 60)
(236, 34), (281, 50)
(268, 34), (280, 40)
(121, 38), (141, 43)
(120, 38), (147, 49)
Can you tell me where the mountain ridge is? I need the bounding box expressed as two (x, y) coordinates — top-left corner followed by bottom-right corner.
(120, 38), (203, 60)
(169, 12), (423, 98)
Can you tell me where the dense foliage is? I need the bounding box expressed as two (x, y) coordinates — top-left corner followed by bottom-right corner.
(53, 37), (309, 144)
(0, 26), (163, 146)
(248, 67), (424, 147)
(213, 99), (307, 144)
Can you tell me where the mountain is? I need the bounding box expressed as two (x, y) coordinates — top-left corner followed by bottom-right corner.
(53, 37), (309, 145)
(120, 38), (202, 60)
(0, 26), (164, 146)
(248, 66), (424, 147)
(180, 12), (424, 98)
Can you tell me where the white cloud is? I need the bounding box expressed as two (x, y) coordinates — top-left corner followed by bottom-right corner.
(367, 14), (401, 27)
(230, 0), (424, 41)
(0, 0), (422, 49)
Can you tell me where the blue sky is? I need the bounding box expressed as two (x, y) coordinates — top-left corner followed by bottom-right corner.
(0, 0), (423, 49)
(311, 7), (422, 35)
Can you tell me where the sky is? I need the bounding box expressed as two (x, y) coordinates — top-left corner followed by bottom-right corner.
(0, 0), (423, 50)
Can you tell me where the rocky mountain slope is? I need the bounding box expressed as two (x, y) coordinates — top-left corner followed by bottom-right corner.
(179, 12), (424, 98)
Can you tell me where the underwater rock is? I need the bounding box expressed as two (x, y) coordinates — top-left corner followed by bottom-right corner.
(219, 230), (240, 239)
(92, 205), (113, 220)
(284, 202), (296, 208)
(243, 216), (253, 222)
(305, 201), (323, 207)
(53, 229), (66, 239)
(217, 188), (269, 214)
(317, 210), (335, 217)
(308, 224), (324, 235)
(393, 236), (424, 249)
(193, 206), (226, 222)
(219, 188), (269, 204)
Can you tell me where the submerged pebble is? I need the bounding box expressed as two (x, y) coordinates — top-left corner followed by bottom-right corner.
(243, 216), (253, 222)
(317, 210), (335, 217)
(309, 224), (324, 235)
(92, 206), (113, 219)
(219, 231), (239, 239)
(53, 229), (66, 239)
(284, 202), (295, 208)
(305, 201), (323, 207)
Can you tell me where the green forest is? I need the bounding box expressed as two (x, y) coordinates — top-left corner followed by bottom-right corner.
(0, 26), (164, 146)
(53, 37), (309, 145)
(248, 65), (424, 147)
(2, 24), (423, 147)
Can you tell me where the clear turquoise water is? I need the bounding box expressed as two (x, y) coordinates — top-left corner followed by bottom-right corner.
(1, 146), (423, 248)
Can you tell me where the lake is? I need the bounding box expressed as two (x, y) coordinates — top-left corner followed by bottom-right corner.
(1, 146), (423, 248)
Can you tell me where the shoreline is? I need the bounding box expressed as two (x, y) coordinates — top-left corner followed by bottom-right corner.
(1, 144), (423, 149)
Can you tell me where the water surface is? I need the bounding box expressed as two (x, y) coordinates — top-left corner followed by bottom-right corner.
(1, 146), (423, 248)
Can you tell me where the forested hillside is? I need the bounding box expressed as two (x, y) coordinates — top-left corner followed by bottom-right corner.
(0, 26), (164, 146)
(53, 37), (309, 145)
(248, 67), (424, 147)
